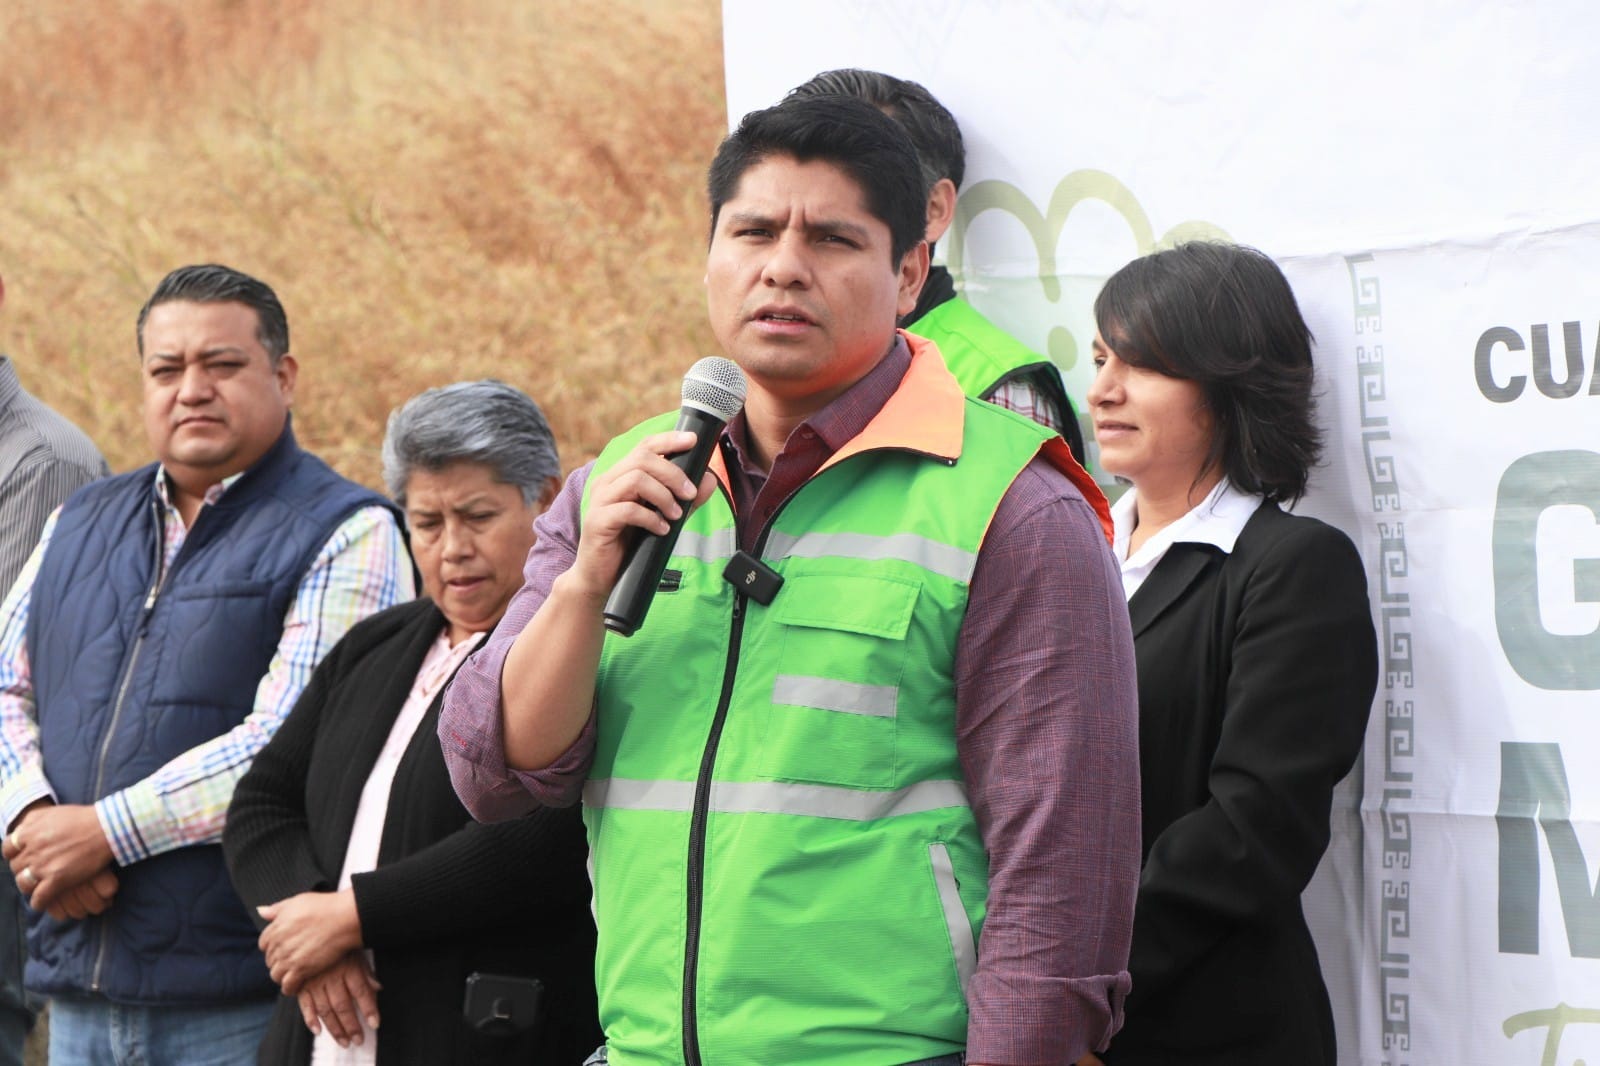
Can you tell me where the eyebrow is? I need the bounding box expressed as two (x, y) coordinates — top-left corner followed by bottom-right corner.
(146, 345), (249, 363)
(408, 495), (500, 516)
(724, 209), (873, 244)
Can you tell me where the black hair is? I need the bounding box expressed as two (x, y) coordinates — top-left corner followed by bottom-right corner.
(706, 94), (928, 265)
(136, 264), (289, 364)
(785, 68), (965, 194)
(1094, 242), (1321, 503)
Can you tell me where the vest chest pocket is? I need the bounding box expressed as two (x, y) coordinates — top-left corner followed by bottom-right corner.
(149, 580), (278, 714)
(759, 574), (919, 789)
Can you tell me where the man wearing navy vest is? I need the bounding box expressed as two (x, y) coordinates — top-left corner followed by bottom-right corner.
(788, 69), (1090, 466)
(442, 97), (1141, 1065)
(0, 265), (412, 1064)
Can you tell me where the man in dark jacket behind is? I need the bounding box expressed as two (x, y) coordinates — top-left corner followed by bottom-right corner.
(0, 264), (412, 1064)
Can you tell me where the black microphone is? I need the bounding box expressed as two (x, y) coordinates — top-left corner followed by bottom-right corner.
(603, 356), (747, 636)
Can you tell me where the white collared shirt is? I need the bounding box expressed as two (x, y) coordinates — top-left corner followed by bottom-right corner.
(1111, 479), (1263, 601)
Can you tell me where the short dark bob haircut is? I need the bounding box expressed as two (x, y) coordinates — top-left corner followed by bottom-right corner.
(136, 263), (290, 365)
(1094, 242), (1321, 503)
(706, 94), (927, 266)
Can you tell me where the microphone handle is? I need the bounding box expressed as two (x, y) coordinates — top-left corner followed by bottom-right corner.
(602, 407), (725, 636)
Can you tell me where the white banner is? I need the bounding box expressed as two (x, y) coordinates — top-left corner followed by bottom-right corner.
(724, 3), (1600, 1063)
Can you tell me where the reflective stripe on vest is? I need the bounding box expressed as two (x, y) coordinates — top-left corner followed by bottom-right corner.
(772, 674), (897, 717)
(763, 528), (978, 583)
(584, 776), (969, 821)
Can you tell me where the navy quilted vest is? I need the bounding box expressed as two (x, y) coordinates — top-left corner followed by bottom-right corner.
(24, 424), (397, 1004)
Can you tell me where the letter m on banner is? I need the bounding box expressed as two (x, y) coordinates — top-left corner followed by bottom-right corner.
(1498, 742), (1600, 956)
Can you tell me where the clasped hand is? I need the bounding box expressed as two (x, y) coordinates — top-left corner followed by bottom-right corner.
(294, 951), (381, 1050)
(4, 801), (118, 921)
(258, 889), (377, 1047)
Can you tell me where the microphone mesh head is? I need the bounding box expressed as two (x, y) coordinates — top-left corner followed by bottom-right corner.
(681, 356), (747, 422)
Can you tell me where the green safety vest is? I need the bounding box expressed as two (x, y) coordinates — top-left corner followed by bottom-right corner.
(910, 295), (1072, 415)
(578, 338), (1093, 1065)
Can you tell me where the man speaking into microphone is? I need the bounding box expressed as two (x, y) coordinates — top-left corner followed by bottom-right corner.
(440, 94), (1141, 1066)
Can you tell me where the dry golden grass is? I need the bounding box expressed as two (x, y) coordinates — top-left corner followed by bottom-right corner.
(0, 0), (727, 485)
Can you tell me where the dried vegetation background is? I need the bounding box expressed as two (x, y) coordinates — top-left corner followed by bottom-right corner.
(0, 0), (727, 484)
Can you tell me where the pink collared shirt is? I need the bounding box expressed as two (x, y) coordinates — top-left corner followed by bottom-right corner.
(313, 627), (484, 1066)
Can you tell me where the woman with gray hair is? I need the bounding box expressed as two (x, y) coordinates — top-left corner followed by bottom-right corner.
(224, 381), (600, 1065)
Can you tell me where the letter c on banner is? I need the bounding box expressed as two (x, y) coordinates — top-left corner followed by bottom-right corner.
(1493, 450), (1600, 689)
(1475, 326), (1526, 403)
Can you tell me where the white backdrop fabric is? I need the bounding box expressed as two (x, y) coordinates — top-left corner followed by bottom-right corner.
(723, 3), (1600, 1063)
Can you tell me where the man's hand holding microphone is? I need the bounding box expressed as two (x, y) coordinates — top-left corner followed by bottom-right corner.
(500, 357), (745, 771)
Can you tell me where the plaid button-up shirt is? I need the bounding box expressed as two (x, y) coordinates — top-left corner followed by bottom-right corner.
(0, 468), (412, 862)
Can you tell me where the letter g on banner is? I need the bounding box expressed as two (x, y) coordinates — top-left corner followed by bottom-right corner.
(1493, 450), (1600, 689)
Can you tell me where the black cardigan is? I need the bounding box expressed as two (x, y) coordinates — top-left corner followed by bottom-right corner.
(224, 599), (600, 1065)
(1102, 502), (1377, 1066)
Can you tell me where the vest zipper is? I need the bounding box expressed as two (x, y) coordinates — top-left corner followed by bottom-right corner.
(683, 461), (784, 1066)
(680, 561), (745, 1066)
(87, 498), (168, 993)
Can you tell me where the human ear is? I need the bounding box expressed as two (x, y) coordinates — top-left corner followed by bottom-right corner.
(896, 241), (931, 318)
(924, 178), (958, 245)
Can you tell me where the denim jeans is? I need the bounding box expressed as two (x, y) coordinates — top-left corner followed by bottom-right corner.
(49, 996), (275, 1066)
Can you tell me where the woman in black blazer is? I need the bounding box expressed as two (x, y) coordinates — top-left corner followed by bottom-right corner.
(1081, 243), (1378, 1066)
(224, 382), (601, 1065)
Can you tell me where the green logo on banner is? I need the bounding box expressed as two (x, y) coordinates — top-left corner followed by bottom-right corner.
(946, 170), (1230, 372)
(1503, 1002), (1600, 1065)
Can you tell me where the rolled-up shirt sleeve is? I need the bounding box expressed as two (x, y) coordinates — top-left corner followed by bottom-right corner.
(957, 458), (1143, 1065)
(441, 463), (599, 822)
